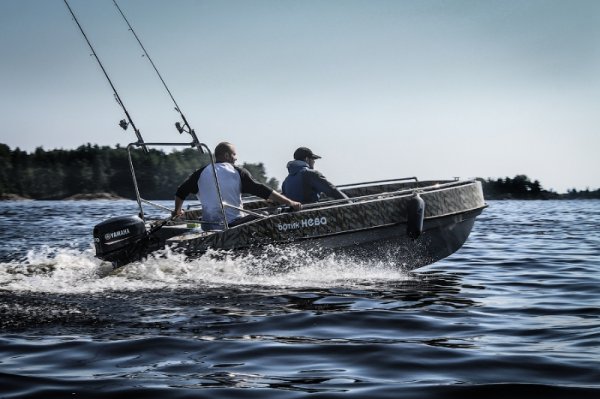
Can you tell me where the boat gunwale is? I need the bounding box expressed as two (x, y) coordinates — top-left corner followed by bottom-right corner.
(166, 179), (485, 247)
(171, 178), (484, 227)
(237, 178), (484, 221)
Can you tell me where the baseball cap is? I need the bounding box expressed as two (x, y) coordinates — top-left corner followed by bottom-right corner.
(293, 147), (322, 160)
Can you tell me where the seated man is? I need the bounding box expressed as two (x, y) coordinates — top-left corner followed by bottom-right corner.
(174, 142), (301, 229)
(282, 147), (349, 204)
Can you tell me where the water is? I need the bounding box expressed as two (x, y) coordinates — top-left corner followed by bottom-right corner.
(1, 200), (599, 398)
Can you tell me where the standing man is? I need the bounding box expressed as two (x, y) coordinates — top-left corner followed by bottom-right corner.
(282, 147), (349, 204)
(174, 142), (301, 229)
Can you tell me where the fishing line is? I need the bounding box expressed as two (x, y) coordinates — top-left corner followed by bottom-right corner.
(112, 0), (202, 150)
(63, 0), (148, 152)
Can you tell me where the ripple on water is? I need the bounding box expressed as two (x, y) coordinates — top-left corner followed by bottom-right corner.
(1, 200), (600, 397)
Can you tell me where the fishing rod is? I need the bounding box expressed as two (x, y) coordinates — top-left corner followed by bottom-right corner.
(112, 0), (202, 151)
(63, 0), (148, 153)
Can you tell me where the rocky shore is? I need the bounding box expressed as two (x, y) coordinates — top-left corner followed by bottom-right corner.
(0, 194), (32, 201)
(63, 193), (127, 200)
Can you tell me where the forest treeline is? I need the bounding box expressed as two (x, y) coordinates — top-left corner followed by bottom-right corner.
(1, 144), (598, 200)
(478, 175), (600, 200)
(0, 143), (278, 200)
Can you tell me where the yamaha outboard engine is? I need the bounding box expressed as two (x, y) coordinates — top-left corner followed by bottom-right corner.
(93, 215), (147, 266)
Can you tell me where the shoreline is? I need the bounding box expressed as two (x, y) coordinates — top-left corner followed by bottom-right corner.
(0, 192), (129, 201)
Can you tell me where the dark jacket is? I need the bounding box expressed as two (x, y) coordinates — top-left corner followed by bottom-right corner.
(282, 160), (348, 204)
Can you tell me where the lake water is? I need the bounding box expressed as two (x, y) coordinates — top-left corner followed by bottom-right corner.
(1, 200), (599, 398)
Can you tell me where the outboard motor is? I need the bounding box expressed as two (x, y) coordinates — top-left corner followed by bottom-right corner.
(93, 215), (147, 265)
(406, 193), (425, 239)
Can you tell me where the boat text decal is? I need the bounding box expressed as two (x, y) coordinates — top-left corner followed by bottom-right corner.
(277, 217), (327, 231)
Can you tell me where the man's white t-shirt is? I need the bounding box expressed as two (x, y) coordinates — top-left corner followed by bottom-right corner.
(175, 162), (273, 230)
(198, 163), (243, 227)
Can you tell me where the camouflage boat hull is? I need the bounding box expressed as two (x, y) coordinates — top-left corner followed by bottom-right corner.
(155, 179), (486, 270)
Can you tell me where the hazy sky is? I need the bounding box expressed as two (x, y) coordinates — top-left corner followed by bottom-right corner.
(1, 0), (598, 193)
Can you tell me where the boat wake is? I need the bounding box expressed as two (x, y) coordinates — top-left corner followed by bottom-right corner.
(0, 245), (415, 294)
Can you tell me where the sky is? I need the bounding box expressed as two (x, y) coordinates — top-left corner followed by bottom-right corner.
(1, 0), (598, 193)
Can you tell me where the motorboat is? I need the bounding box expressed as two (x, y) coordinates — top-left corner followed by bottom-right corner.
(93, 143), (486, 270)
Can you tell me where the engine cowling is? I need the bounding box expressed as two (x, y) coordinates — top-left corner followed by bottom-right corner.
(93, 215), (146, 263)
